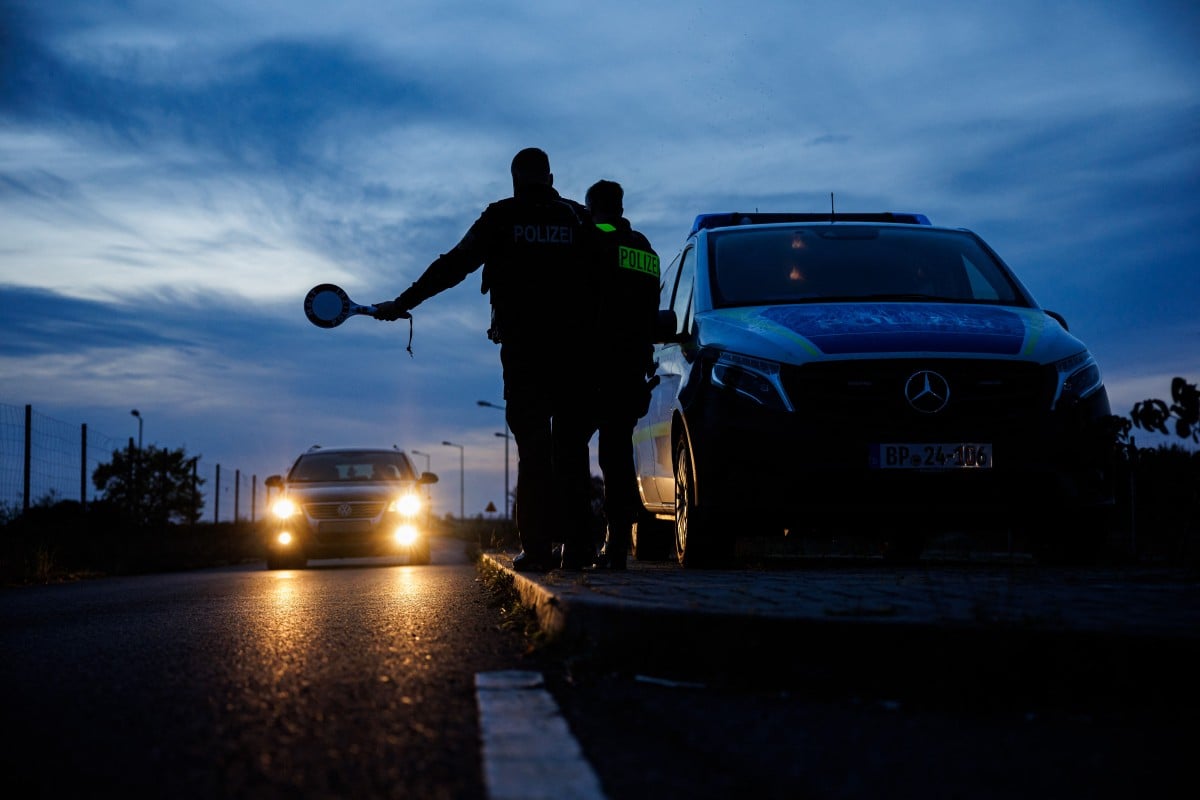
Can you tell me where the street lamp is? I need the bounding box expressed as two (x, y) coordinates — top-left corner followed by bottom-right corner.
(407, 448), (434, 524)
(409, 449), (431, 473)
(409, 448), (433, 508)
(130, 409), (143, 451)
(493, 432), (512, 521)
(130, 409), (144, 515)
(477, 400), (510, 521)
(441, 441), (464, 521)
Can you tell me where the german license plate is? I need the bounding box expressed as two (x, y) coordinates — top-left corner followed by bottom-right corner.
(872, 443), (991, 469)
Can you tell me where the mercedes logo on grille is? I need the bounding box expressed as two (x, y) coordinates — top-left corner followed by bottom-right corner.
(904, 370), (950, 414)
(337, 503), (353, 517)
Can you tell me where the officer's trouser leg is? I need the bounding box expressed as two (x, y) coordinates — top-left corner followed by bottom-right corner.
(602, 523), (630, 569)
(597, 413), (637, 569)
(554, 405), (596, 568)
(502, 349), (556, 562)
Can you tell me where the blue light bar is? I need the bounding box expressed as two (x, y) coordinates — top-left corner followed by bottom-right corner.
(690, 211), (932, 235)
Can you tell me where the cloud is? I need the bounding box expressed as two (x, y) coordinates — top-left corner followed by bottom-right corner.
(2, 0), (1197, 516)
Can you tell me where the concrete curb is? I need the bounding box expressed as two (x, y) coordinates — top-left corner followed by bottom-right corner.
(479, 551), (1200, 703)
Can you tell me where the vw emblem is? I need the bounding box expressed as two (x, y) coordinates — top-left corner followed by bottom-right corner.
(337, 503), (353, 517)
(904, 370), (950, 414)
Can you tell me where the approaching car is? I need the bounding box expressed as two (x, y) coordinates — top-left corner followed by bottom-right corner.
(263, 446), (439, 569)
(631, 211), (1116, 567)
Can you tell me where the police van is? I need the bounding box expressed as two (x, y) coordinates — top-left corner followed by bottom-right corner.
(630, 212), (1116, 567)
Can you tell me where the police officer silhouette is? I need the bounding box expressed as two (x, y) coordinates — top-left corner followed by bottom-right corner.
(581, 179), (660, 570)
(373, 148), (603, 571)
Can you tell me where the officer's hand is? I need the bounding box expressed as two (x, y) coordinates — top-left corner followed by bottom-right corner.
(372, 300), (411, 321)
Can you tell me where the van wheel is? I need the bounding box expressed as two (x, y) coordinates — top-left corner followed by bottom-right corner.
(674, 436), (735, 569)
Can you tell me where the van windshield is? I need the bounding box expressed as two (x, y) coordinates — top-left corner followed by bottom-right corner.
(709, 226), (1029, 308)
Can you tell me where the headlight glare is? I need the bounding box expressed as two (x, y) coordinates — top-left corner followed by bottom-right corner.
(272, 499), (298, 519)
(389, 494), (422, 516)
(394, 525), (419, 546)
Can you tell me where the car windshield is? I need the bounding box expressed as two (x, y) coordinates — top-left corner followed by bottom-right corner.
(709, 226), (1028, 307)
(288, 452), (414, 483)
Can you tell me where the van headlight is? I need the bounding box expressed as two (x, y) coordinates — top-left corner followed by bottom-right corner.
(1053, 351), (1103, 409)
(711, 352), (792, 411)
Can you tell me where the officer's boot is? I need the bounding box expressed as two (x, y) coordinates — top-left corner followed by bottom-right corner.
(593, 524), (630, 571)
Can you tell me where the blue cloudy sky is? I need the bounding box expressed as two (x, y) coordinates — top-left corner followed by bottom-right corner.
(2, 0), (1197, 519)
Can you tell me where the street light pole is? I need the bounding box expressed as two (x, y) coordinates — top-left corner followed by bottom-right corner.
(409, 448), (433, 511)
(408, 448), (434, 526)
(477, 400), (510, 521)
(493, 432), (511, 522)
(441, 441), (464, 521)
(130, 409), (143, 451)
(409, 449), (431, 474)
(130, 409), (143, 516)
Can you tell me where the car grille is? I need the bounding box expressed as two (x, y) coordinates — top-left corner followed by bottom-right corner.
(305, 501), (386, 520)
(317, 520), (374, 535)
(779, 359), (1055, 427)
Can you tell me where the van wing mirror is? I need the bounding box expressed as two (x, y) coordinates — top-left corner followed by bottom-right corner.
(1045, 309), (1069, 331)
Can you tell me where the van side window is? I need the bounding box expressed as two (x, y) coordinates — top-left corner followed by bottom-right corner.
(672, 246), (696, 335)
(659, 251), (681, 309)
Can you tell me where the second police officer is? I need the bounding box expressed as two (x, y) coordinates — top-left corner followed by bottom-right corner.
(582, 179), (661, 570)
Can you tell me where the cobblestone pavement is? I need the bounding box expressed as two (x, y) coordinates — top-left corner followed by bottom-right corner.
(486, 552), (1198, 635)
(480, 548), (1200, 694)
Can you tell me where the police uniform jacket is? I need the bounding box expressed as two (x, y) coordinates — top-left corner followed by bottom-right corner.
(595, 217), (660, 376)
(393, 184), (601, 351)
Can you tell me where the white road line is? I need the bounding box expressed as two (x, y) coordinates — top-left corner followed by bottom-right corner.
(475, 670), (607, 800)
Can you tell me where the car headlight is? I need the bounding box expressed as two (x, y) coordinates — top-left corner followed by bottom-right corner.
(394, 525), (419, 546)
(1053, 350), (1104, 409)
(389, 493), (422, 517)
(711, 352), (793, 411)
(272, 499), (298, 519)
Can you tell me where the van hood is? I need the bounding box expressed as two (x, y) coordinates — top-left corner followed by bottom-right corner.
(699, 302), (1085, 364)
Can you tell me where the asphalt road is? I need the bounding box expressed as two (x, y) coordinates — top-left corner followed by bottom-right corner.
(0, 539), (544, 798)
(1, 536), (1192, 799)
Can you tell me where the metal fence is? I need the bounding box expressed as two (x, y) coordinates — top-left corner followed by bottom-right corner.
(0, 402), (264, 523)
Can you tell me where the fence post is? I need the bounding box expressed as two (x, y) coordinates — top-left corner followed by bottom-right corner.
(127, 437), (135, 519)
(1127, 439), (1138, 557)
(23, 404), (31, 514)
(191, 458), (199, 524)
(80, 423), (88, 510)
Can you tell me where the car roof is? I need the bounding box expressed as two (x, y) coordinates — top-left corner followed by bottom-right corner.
(690, 211), (932, 236)
(300, 446), (405, 455)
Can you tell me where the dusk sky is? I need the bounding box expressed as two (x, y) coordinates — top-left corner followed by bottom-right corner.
(2, 1), (1197, 520)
